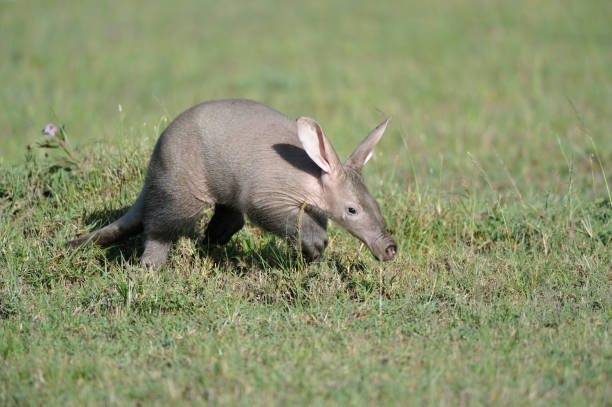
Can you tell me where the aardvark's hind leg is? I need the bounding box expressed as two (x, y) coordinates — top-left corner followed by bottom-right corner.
(142, 237), (173, 269)
(204, 204), (245, 245)
(140, 189), (208, 269)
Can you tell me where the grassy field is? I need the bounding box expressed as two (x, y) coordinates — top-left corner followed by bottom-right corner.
(1, 0), (611, 405)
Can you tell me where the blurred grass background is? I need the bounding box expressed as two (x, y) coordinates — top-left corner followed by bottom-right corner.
(2, 0), (611, 197)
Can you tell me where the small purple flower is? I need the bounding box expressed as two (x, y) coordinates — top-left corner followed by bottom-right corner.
(43, 123), (58, 136)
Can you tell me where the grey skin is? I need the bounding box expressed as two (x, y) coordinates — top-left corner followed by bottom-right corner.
(69, 99), (397, 269)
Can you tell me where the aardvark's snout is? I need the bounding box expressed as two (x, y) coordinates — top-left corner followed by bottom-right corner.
(371, 235), (397, 261)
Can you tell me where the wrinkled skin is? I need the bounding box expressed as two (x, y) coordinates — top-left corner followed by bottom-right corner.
(69, 99), (396, 268)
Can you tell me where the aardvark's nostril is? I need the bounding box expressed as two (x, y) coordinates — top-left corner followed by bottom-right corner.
(385, 244), (397, 260)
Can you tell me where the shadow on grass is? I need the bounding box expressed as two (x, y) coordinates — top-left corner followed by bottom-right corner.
(195, 236), (304, 275)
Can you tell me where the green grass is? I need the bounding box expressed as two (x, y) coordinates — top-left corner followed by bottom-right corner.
(1, 0), (612, 405)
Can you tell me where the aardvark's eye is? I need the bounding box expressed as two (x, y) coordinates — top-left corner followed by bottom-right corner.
(347, 207), (357, 215)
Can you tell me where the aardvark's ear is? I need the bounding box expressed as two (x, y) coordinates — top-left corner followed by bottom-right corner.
(297, 117), (342, 175)
(345, 118), (391, 170)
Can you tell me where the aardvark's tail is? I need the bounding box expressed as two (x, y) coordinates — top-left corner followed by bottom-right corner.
(68, 194), (144, 247)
